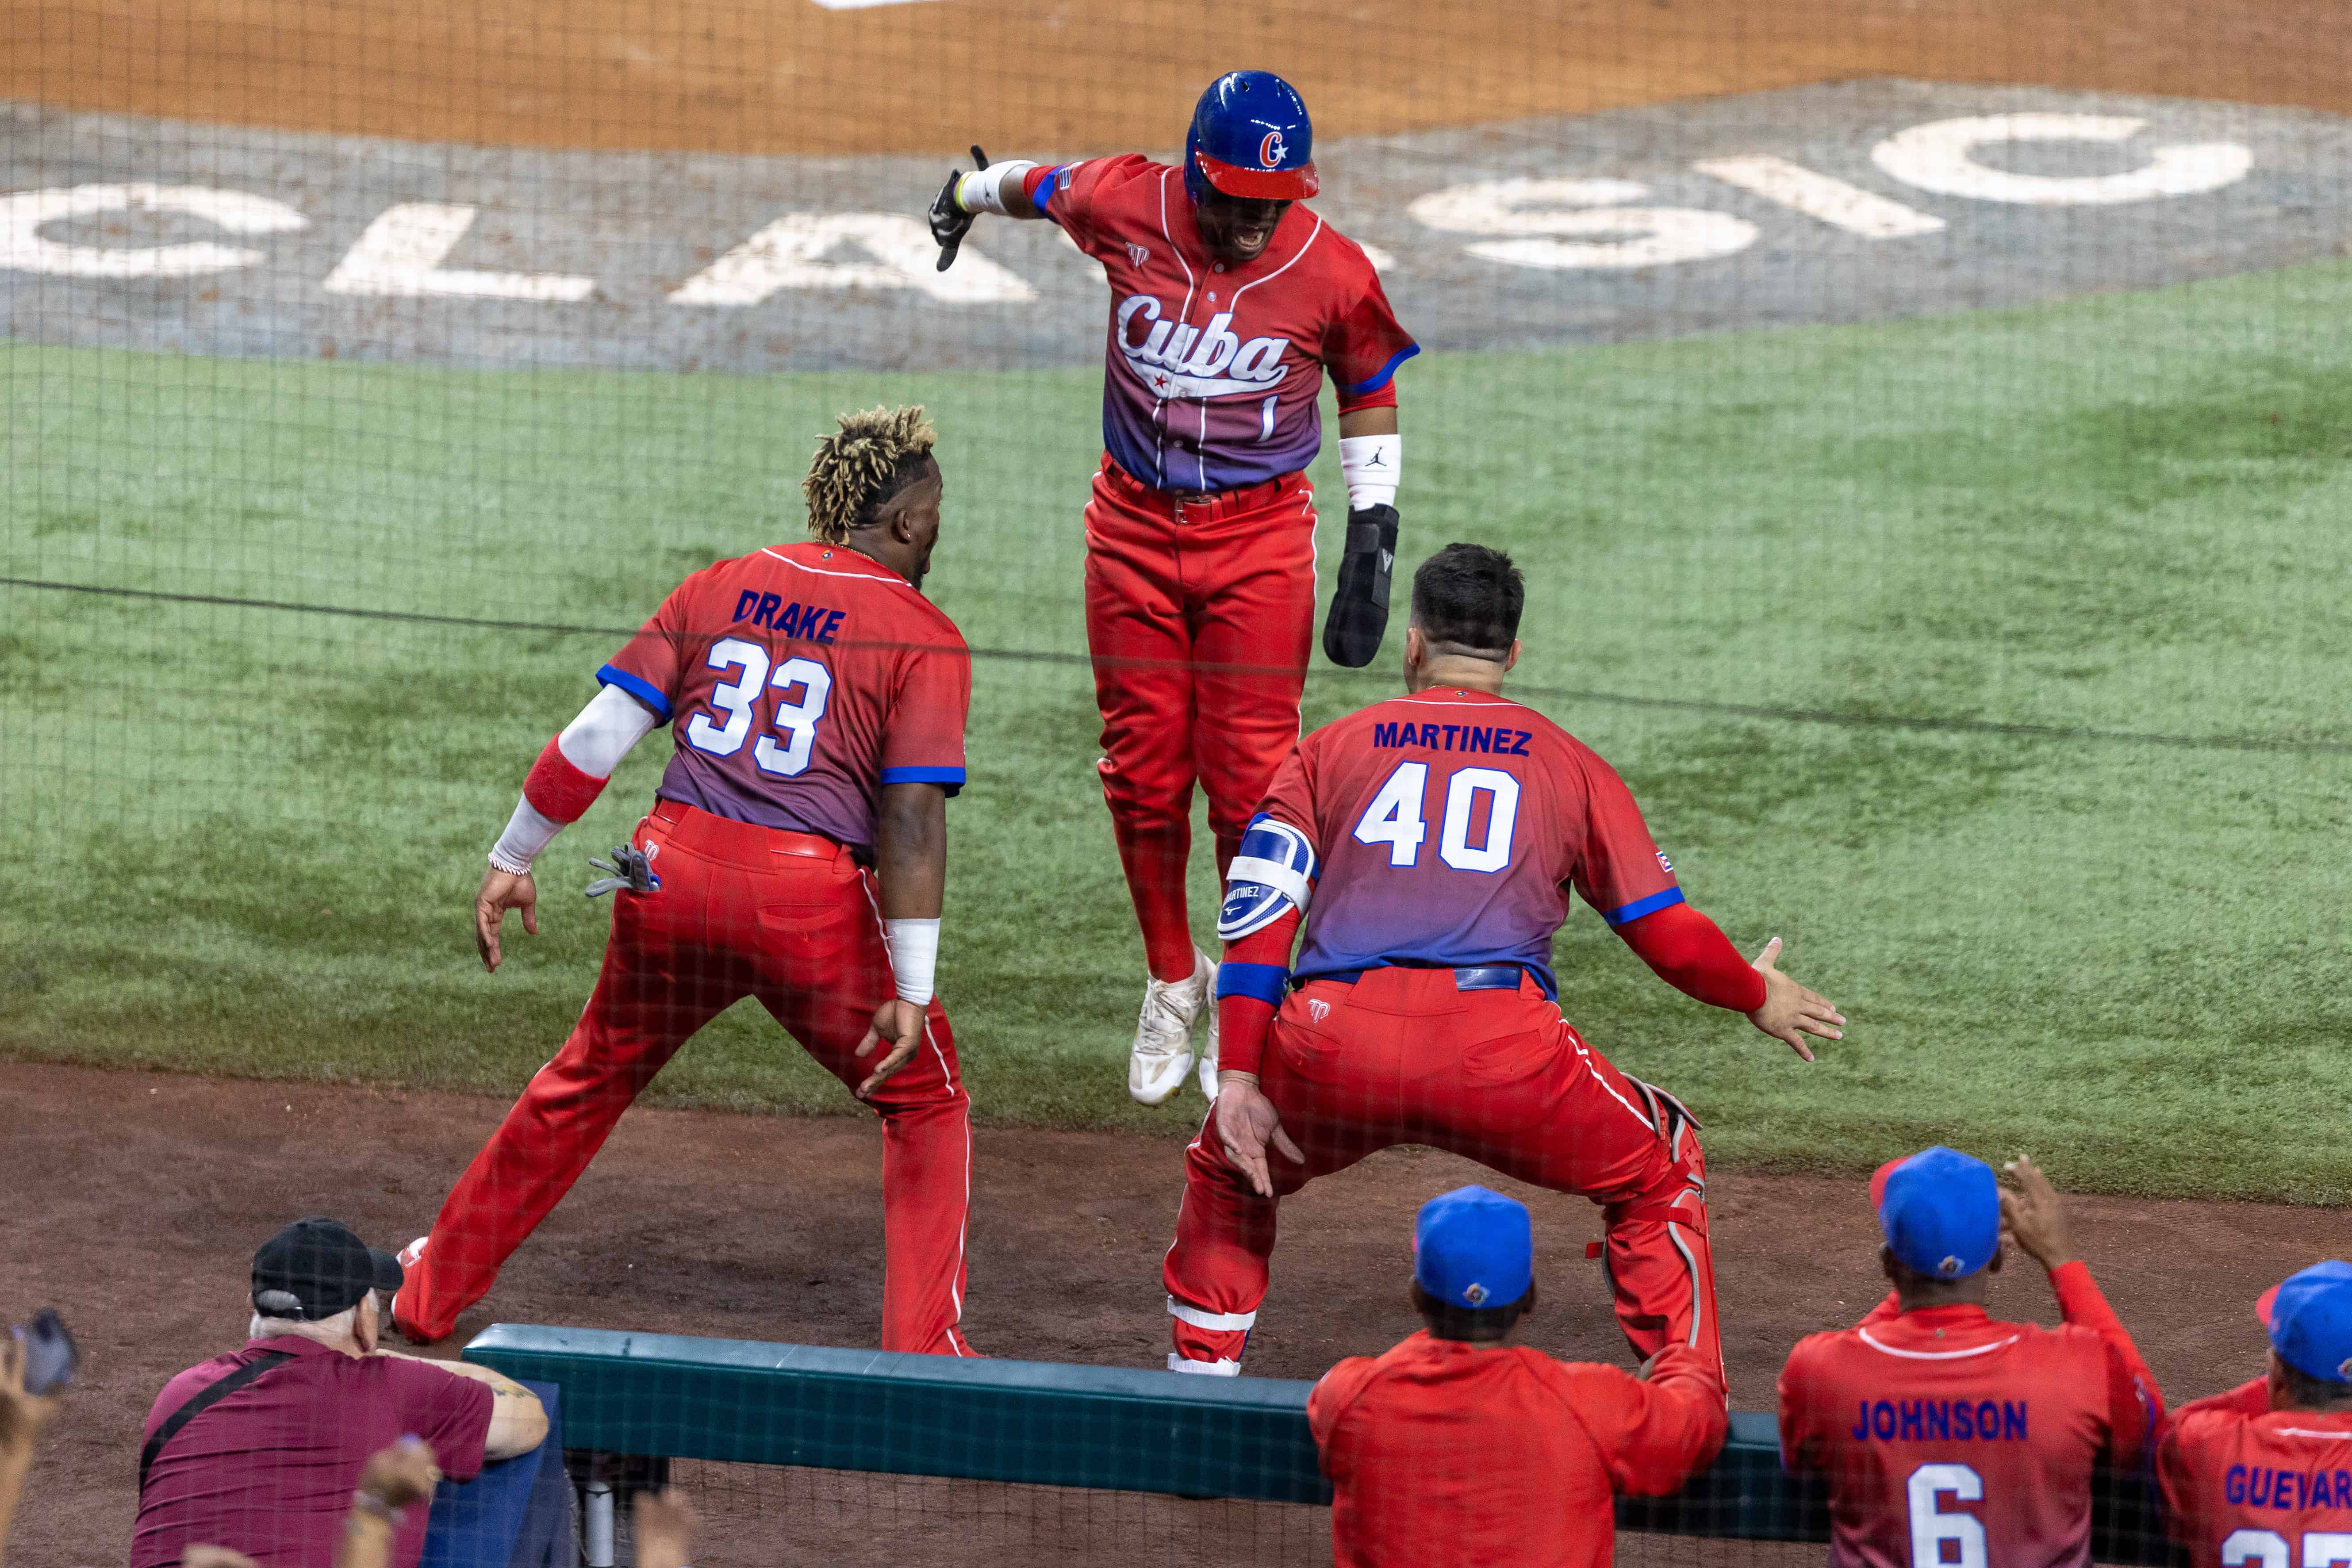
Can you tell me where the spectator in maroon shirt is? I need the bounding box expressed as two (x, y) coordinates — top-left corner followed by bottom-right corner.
(132, 1218), (546, 1568)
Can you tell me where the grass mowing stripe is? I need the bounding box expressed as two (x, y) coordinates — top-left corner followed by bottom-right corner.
(5, 260), (2351, 1202)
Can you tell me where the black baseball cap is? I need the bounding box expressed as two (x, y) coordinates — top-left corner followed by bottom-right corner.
(251, 1217), (404, 1321)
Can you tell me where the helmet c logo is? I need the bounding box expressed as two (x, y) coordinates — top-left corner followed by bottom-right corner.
(1259, 130), (1287, 169)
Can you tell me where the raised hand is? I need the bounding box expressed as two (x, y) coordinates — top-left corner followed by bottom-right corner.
(2000, 1155), (2075, 1271)
(1744, 936), (1844, 1061)
(929, 144), (991, 271)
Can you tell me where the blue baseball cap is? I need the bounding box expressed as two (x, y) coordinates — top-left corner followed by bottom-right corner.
(1871, 1147), (2001, 1280)
(2259, 1261), (2352, 1384)
(1414, 1186), (1532, 1310)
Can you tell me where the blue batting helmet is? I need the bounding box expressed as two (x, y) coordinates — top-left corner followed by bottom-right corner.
(1183, 71), (1317, 206)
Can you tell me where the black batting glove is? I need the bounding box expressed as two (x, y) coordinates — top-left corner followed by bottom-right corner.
(929, 144), (990, 272)
(1321, 503), (1400, 668)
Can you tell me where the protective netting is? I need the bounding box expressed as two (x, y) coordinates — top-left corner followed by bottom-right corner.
(7, 4), (2352, 1568)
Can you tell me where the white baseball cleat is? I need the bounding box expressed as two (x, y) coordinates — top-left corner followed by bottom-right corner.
(1128, 951), (1213, 1106)
(1195, 951), (1222, 1102)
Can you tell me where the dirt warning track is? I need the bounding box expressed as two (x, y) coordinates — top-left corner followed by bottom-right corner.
(7, 0), (2352, 156)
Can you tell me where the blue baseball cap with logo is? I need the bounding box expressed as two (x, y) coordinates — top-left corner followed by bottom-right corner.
(2259, 1261), (2352, 1384)
(1871, 1146), (2001, 1280)
(1414, 1186), (1532, 1310)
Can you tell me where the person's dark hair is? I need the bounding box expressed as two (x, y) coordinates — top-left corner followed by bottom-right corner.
(1409, 543), (1523, 655)
(804, 405), (938, 544)
(2277, 1355), (2352, 1411)
(1412, 1280), (1535, 1343)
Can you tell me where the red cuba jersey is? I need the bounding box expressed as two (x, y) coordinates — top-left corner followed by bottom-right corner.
(1259, 687), (1683, 998)
(2159, 1381), (2352, 1567)
(1023, 154), (1416, 493)
(1308, 1335), (1725, 1568)
(1778, 1268), (2164, 1568)
(598, 541), (969, 856)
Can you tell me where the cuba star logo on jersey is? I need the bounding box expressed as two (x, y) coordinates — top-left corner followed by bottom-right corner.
(1116, 295), (1291, 400)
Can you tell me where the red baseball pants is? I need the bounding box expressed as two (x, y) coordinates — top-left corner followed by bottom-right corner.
(1085, 456), (1318, 983)
(398, 800), (974, 1355)
(1163, 968), (1721, 1380)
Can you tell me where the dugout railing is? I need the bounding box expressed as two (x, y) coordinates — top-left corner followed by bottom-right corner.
(464, 1325), (2173, 1564)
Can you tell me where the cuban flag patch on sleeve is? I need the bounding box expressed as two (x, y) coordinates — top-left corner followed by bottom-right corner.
(1217, 813), (1318, 940)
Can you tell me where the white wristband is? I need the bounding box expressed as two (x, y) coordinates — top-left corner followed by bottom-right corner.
(1339, 433), (1401, 511)
(955, 161), (1037, 219)
(884, 917), (941, 1006)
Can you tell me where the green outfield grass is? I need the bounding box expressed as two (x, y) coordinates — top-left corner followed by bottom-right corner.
(5, 261), (2351, 1202)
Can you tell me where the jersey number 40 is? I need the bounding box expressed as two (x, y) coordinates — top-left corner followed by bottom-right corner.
(685, 637), (833, 777)
(1352, 761), (1519, 873)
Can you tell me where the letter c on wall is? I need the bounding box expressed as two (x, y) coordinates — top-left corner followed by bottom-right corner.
(1871, 114), (2251, 205)
(0, 183), (309, 277)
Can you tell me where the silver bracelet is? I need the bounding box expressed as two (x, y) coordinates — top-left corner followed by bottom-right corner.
(350, 1490), (407, 1527)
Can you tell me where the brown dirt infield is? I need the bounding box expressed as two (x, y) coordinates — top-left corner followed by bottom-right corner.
(3, 1061), (2322, 1565)
(8, 0), (2352, 157)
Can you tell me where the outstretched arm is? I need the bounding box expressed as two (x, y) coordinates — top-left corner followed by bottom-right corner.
(473, 682), (661, 971)
(1615, 909), (1843, 1059)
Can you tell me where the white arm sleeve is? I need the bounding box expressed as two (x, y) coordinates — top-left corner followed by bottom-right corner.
(487, 684), (663, 875)
(558, 682), (660, 778)
(488, 798), (563, 876)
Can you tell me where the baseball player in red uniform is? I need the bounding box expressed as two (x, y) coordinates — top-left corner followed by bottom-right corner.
(2158, 1261), (2352, 1568)
(1779, 1147), (2166, 1568)
(1309, 1185), (1727, 1568)
(929, 71), (1417, 1107)
(391, 407), (977, 1357)
(1160, 543), (1843, 1377)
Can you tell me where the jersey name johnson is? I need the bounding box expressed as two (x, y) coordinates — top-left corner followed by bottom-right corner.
(598, 541), (970, 855)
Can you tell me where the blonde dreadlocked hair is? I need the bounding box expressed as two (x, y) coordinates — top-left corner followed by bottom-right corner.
(804, 405), (939, 544)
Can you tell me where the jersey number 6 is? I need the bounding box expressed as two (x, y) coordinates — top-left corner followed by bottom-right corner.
(1351, 761), (1521, 873)
(685, 636), (834, 778)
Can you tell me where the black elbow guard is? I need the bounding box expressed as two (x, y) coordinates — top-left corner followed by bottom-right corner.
(1320, 504), (1400, 668)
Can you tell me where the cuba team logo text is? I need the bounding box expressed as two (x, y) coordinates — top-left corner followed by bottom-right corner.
(1116, 294), (1290, 400)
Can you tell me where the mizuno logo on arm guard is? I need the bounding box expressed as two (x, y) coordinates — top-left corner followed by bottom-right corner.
(1218, 814), (1317, 939)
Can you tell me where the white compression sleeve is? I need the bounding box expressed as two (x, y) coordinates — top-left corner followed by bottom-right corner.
(1339, 433), (1401, 510)
(884, 918), (941, 1006)
(955, 161), (1038, 218)
(558, 683), (660, 777)
(487, 684), (662, 874)
(488, 798), (563, 876)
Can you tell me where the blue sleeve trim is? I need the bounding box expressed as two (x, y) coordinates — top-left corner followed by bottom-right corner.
(1216, 962), (1290, 1006)
(1339, 343), (1420, 399)
(1031, 166), (1065, 218)
(880, 765), (966, 798)
(1602, 886), (1686, 927)
(596, 664), (672, 723)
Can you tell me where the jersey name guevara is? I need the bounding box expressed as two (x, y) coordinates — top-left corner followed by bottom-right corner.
(2158, 1380), (2352, 1568)
(1258, 687), (1684, 997)
(597, 541), (970, 855)
(1024, 155), (1417, 494)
